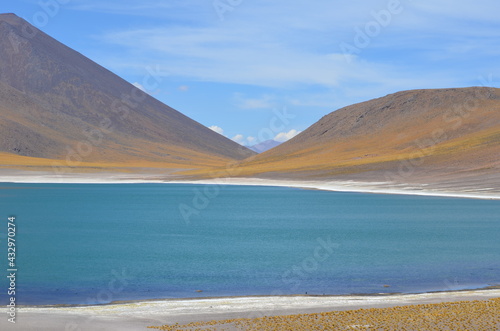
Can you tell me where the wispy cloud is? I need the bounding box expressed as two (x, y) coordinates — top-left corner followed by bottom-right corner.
(70, 0), (500, 122)
(234, 94), (275, 109)
(99, 25), (437, 93)
(67, 0), (208, 19)
(94, 0), (500, 93)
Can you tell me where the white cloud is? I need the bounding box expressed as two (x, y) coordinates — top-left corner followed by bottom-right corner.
(274, 129), (301, 143)
(178, 85), (189, 92)
(132, 82), (146, 92)
(230, 135), (258, 146)
(209, 125), (224, 135)
(231, 134), (246, 145)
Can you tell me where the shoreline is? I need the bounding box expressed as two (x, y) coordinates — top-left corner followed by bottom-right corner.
(17, 285), (500, 309)
(0, 172), (499, 200)
(171, 177), (500, 200)
(2, 289), (499, 330)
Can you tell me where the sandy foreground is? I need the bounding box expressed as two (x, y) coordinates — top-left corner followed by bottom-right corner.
(0, 170), (499, 200)
(0, 290), (498, 330)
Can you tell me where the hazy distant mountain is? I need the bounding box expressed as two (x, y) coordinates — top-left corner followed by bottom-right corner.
(232, 87), (500, 186)
(249, 140), (281, 153)
(0, 13), (255, 172)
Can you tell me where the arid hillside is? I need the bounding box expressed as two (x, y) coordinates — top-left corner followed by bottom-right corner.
(200, 87), (500, 187)
(0, 13), (254, 174)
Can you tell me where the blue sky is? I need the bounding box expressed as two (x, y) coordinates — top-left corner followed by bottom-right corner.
(4, 0), (500, 146)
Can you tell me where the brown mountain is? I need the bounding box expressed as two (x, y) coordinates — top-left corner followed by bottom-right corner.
(209, 87), (500, 188)
(0, 13), (254, 174)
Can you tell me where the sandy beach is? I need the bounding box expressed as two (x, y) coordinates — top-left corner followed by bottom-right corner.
(0, 289), (498, 330)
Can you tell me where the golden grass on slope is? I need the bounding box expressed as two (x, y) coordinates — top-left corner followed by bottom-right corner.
(180, 120), (500, 180)
(148, 297), (500, 331)
(0, 152), (228, 174)
(178, 89), (500, 180)
(2, 87), (497, 180)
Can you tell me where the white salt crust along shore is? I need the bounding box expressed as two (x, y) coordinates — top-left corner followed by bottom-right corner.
(172, 177), (500, 200)
(0, 171), (499, 200)
(1, 290), (499, 331)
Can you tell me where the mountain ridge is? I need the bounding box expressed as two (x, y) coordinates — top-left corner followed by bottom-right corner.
(191, 86), (500, 189)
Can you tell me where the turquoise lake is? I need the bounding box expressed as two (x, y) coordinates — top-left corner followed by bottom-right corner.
(0, 183), (499, 305)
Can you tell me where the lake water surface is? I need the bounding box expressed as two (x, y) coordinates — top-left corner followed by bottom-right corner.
(0, 183), (499, 305)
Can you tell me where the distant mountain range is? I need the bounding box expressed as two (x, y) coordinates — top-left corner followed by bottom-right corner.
(248, 140), (281, 153)
(1, 13), (499, 189)
(0, 13), (254, 173)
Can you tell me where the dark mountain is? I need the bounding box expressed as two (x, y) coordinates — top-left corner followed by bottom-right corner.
(0, 13), (255, 173)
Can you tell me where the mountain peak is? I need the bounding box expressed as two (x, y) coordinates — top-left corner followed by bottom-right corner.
(0, 13), (255, 171)
(0, 13), (26, 26)
(0, 13), (19, 18)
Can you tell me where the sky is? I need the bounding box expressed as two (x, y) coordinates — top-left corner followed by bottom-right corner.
(3, 0), (500, 146)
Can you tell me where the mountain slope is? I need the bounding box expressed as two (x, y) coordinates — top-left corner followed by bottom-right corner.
(213, 87), (500, 185)
(0, 13), (254, 173)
